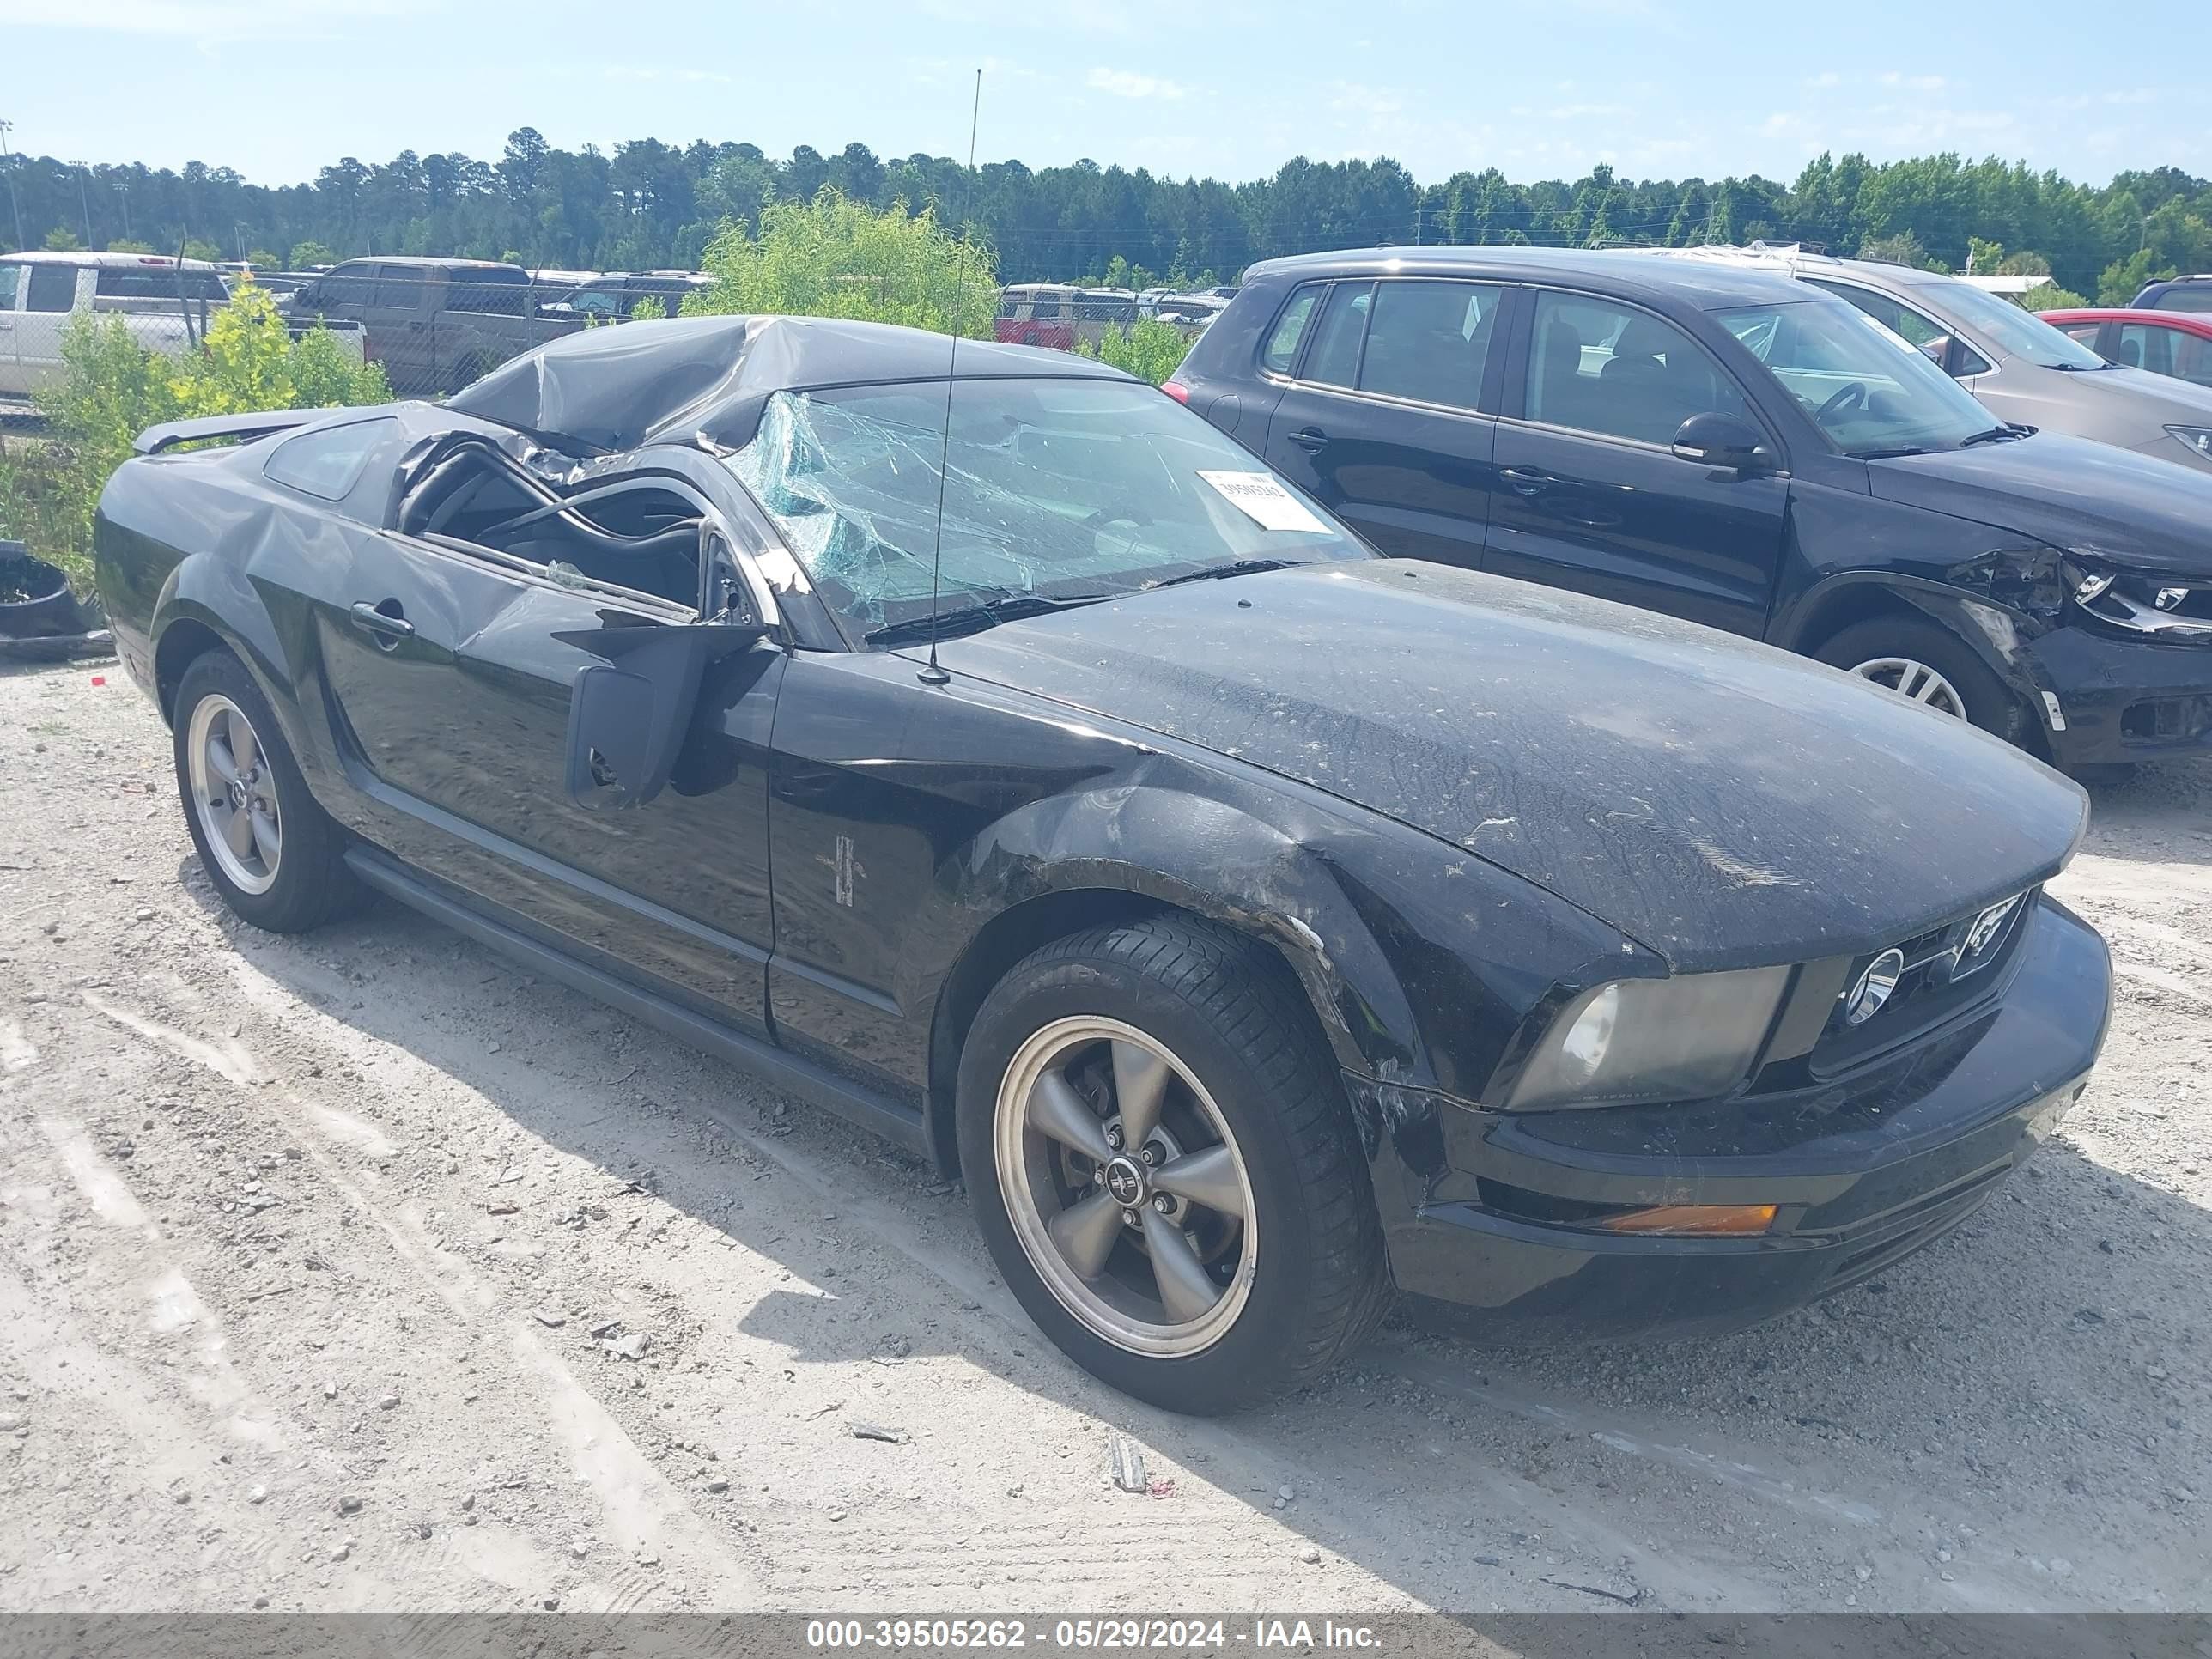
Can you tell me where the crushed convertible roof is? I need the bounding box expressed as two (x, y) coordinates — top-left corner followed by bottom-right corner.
(447, 313), (1133, 455)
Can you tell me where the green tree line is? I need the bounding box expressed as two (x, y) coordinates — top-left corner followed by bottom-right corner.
(5, 136), (2208, 301)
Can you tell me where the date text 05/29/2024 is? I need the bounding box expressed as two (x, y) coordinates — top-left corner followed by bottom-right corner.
(805, 1619), (1384, 1651)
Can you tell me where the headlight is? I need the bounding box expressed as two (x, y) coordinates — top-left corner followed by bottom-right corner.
(1504, 965), (1792, 1111)
(2062, 556), (2212, 636)
(2167, 425), (2212, 461)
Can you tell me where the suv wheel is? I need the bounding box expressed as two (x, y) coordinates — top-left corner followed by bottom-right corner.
(173, 649), (362, 933)
(1814, 617), (2033, 748)
(956, 916), (1389, 1414)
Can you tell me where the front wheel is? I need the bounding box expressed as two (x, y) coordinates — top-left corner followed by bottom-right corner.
(956, 917), (1389, 1414)
(1814, 616), (2035, 749)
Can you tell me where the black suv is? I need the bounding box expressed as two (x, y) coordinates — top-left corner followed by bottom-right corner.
(1170, 247), (2212, 768)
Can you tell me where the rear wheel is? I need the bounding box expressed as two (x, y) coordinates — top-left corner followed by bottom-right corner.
(1814, 616), (2033, 748)
(172, 649), (362, 933)
(957, 917), (1389, 1414)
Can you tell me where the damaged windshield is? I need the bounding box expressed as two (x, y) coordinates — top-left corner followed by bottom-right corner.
(725, 378), (1363, 641)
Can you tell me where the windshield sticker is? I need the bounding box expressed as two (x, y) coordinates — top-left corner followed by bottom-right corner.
(1197, 471), (1329, 534)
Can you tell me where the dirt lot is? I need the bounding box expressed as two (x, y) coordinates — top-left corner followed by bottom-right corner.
(0, 657), (2206, 1617)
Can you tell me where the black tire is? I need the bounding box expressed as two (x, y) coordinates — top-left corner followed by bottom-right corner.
(1813, 616), (2034, 749)
(956, 916), (1389, 1414)
(171, 648), (362, 933)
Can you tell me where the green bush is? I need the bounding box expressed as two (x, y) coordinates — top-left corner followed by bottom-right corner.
(1079, 318), (1195, 386)
(684, 189), (996, 337)
(0, 280), (390, 592)
(2018, 281), (2092, 312)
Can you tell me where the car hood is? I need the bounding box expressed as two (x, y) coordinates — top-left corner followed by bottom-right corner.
(931, 562), (2088, 972)
(1869, 431), (2212, 574)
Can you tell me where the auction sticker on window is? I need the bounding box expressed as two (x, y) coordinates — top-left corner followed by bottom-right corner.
(1197, 470), (1329, 534)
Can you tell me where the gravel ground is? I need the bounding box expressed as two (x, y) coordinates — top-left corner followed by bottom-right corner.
(0, 657), (2206, 1616)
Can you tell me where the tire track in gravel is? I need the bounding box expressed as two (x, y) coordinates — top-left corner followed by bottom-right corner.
(74, 976), (769, 1612)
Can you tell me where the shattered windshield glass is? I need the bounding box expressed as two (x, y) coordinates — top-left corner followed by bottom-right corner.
(724, 378), (1364, 640)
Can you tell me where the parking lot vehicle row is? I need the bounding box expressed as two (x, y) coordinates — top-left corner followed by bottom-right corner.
(1171, 246), (2212, 769)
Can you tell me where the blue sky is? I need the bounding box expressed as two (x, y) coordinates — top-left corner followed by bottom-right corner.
(0, 0), (2199, 188)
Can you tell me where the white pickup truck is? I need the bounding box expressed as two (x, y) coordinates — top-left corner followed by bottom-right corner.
(0, 251), (366, 406)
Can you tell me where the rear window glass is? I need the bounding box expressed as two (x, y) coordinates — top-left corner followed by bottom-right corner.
(0, 264), (21, 310)
(1300, 283), (1372, 387)
(27, 265), (80, 312)
(2152, 288), (2212, 313)
(1358, 281), (1501, 411)
(263, 417), (393, 502)
(448, 268), (529, 316)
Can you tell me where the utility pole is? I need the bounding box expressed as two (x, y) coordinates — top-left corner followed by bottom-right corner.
(1415, 199), (1423, 246)
(0, 120), (25, 254)
(72, 161), (93, 246)
(114, 177), (131, 240)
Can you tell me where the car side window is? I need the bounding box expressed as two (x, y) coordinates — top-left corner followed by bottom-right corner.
(323, 264), (373, 307)
(374, 265), (424, 310)
(1261, 286), (1322, 375)
(0, 264), (22, 310)
(2116, 323), (2176, 378)
(1300, 282), (1372, 387)
(2153, 289), (2212, 314)
(1358, 281), (1502, 412)
(26, 264), (77, 313)
(2174, 333), (2212, 387)
(263, 417), (396, 502)
(1523, 292), (1750, 447)
(1807, 280), (1949, 356)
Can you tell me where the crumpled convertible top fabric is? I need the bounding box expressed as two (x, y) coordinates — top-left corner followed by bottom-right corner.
(447, 314), (1129, 456)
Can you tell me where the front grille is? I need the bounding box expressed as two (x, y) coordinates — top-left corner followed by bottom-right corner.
(1806, 889), (2035, 1079)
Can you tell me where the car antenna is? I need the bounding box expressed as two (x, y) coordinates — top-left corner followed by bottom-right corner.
(919, 66), (983, 689)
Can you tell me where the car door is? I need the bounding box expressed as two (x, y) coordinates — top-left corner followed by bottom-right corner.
(0, 262), (24, 398)
(15, 263), (83, 400)
(360, 263), (434, 396)
(292, 446), (784, 1034)
(1261, 278), (1502, 569)
(1483, 288), (1789, 636)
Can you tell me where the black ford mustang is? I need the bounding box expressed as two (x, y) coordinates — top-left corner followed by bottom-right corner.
(94, 316), (2112, 1413)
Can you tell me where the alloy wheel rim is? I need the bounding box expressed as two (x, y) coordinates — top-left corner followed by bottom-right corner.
(1849, 656), (1967, 720)
(186, 695), (283, 896)
(994, 1016), (1257, 1358)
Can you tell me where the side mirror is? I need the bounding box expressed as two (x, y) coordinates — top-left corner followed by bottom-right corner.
(1671, 412), (1774, 473)
(557, 618), (769, 811)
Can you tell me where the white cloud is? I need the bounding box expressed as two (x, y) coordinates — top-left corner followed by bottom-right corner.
(1880, 71), (1948, 92)
(1806, 71), (1843, 88)
(1087, 67), (1188, 100)
(1329, 81), (1406, 118)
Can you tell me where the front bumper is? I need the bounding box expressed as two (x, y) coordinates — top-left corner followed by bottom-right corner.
(2032, 621), (2212, 765)
(1354, 896), (2112, 1341)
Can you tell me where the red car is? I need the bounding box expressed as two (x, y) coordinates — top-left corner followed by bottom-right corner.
(2039, 307), (2212, 390)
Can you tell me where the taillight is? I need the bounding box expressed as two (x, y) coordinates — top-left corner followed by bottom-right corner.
(1160, 380), (1190, 404)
